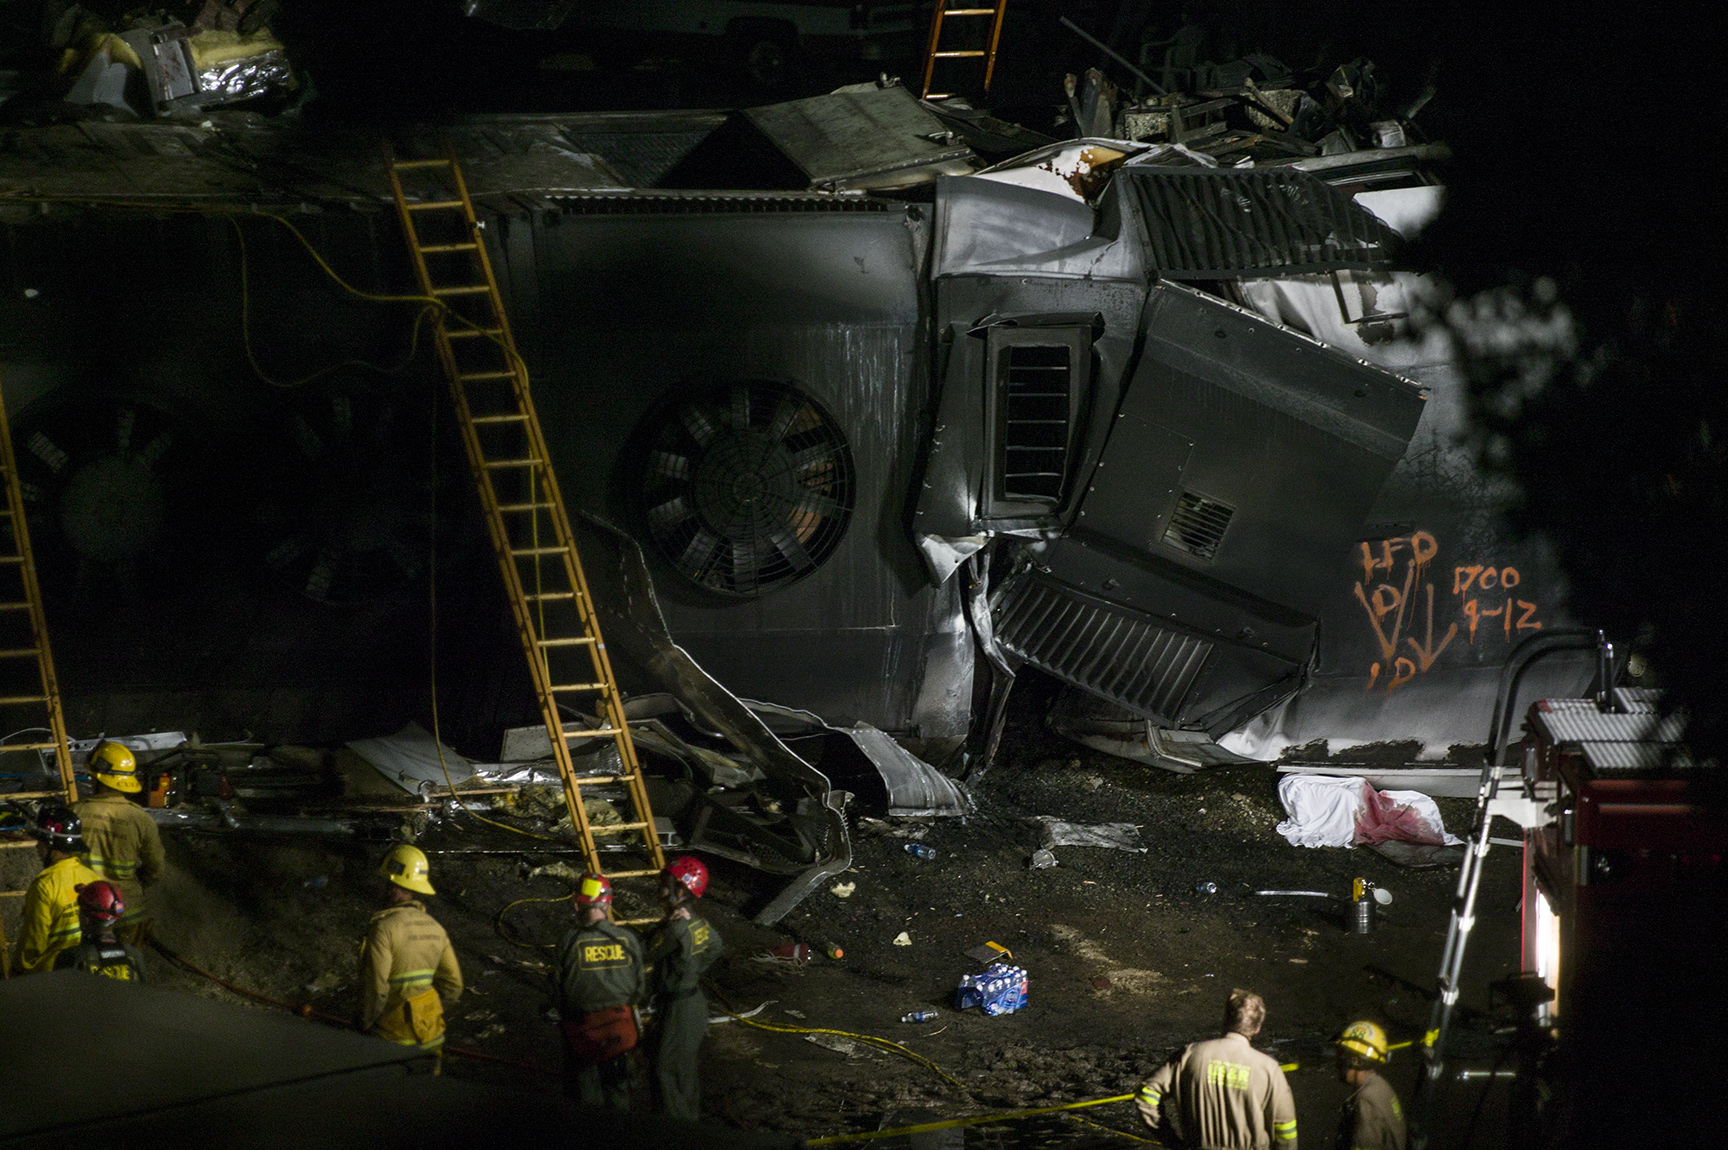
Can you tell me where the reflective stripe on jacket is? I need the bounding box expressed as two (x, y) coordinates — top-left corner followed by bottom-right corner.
(76, 790), (165, 926)
(359, 900), (462, 1048)
(1137, 1031), (1299, 1150)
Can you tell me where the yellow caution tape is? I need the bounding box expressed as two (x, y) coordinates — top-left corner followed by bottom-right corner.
(805, 1094), (1144, 1146)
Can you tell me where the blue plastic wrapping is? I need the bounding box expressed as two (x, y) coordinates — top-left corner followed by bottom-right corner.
(955, 961), (1028, 1016)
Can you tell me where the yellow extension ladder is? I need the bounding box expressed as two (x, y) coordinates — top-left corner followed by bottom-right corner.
(383, 148), (666, 892)
(920, 0), (1010, 100)
(0, 376), (79, 970)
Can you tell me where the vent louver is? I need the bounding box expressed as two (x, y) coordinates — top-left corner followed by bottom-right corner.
(1162, 491), (1234, 560)
(997, 344), (1071, 503)
(992, 573), (1212, 724)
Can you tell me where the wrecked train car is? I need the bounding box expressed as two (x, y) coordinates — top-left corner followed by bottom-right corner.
(0, 109), (1590, 787)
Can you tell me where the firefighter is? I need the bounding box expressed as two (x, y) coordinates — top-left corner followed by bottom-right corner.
(1136, 988), (1300, 1150)
(13, 805), (102, 974)
(57, 880), (146, 983)
(554, 872), (644, 1110)
(644, 855), (722, 1123)
(1333, 1020), (1406, 1150)
(358, 844), (463, 1066)
(75, 739), (166, 945)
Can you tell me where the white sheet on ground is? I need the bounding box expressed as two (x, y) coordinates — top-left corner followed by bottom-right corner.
(1275, 774), (1462, 849)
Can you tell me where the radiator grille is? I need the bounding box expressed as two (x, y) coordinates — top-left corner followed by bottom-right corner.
(1162, 491), (1234, 561)
(992, 575), (1212, 723)
(998, 344), (1071, 502)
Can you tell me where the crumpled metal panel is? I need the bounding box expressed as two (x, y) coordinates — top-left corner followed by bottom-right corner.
(933, 175), (1146, 281)
(570, 513), (849, 924)
(992, 572), (1213, 725)
(1079, 282), (1425, 616)
(841, 725), (967, 818)
(1124, 165), (1403, 278)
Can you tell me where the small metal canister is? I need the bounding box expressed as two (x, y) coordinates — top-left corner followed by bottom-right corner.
(1349, 878), (1377, 934)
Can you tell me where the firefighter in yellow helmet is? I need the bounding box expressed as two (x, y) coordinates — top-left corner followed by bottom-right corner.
(74, 740), (165, 945)
(358, 844), (462, 1066)
(12, 805), (102, 974)
(1333, 1020), (1406, 1150)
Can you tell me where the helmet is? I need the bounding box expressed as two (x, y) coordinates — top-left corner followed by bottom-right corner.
(34, 804), (83, 852)
(76, 880), (126, 925)
(379, 843), (436, 895)
(1336, 1020), (1391, 1064)
(89, 740), (142, 794)
(663, 855), (708, 900)
(573, 872), (613, 909)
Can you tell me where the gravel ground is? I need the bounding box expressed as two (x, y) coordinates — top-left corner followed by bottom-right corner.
(6, 678), (1526, 1149)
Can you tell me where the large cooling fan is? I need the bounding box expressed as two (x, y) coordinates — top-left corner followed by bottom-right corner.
(14, 394), (201, 598)
(255, 382), (433, 605)
(638, 381), (854, 597)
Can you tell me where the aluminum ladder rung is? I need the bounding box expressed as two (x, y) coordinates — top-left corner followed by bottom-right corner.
(444, 327), (504, 340)
(4, 789), (68, 801)
(920, 0), (1008, 99)
(547, 683), (608, 694)
(482, 457), (542, 469)
(498, 501), (555, 512)
(405, 199), (465, 211)
(563, 727), (624, 739)
(0, 647), (42, 658)
(605, 869), (664, 880)
(392, 158), (455, 170)
(0, 602), (30, 610)
(538, 636), (597, 648)
(523, 590), (576, 601)
(0, 695), (48, 705)
(430, 285), (493, 297)
(0, 741), (59, 751)
(417, 242), (479, 253)
(590, 822), (650, 835)
(509, 546), (565, 557)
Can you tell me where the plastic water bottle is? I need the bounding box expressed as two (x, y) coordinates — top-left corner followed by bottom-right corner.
(904, 843), (936, 860)
(1196, 881), (1218, 894)
(902, 1010), (939, 1023)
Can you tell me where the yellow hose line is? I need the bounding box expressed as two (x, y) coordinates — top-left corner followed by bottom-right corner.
(494, 896), (567, 949)
(1063, 1109), (1162, 1144)
(711, 1003), (970, 1093)
(805, 1093), (1142, 1146)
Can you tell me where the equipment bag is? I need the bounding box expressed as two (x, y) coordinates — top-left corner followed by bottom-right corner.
(403, 986), (445, 1044)
(562, 1004), (639, 1063)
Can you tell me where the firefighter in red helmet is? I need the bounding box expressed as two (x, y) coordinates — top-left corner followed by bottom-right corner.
(58, 880), (146, 983)
(554, 872), (644, 1110)
(12, 804), (101, 975)
(644, 855), (722, 1123)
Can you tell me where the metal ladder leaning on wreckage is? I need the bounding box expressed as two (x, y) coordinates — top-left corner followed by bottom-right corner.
(1409, 626), (1602, 1149)
(383, 147), (667, 912)
(0, 378), (80, 972)
(920, 0), (1009, 100)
